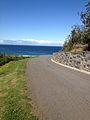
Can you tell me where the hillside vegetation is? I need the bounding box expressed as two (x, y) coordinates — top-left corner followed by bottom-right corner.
(63, 1), (90, 52)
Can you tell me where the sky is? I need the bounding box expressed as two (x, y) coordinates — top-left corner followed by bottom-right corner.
(0, 0), (87, 46)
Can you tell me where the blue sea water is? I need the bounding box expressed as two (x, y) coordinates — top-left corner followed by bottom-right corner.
(0, 45), (62, 56)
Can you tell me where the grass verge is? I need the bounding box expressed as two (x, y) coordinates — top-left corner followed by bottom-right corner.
(0, 58), (38, 120)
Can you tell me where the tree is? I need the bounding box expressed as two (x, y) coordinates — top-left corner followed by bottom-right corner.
(63, 1), (90, 51)
(81, 1), (90, 50)
(81, 1), (90, 29)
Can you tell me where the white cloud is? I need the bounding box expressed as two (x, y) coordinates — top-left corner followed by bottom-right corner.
(0, 39), (64, 46)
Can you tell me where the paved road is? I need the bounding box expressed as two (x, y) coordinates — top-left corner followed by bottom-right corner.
(26, 56), (90, 120)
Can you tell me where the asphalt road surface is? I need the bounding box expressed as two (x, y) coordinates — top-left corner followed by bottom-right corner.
(26, 56), (90, 120)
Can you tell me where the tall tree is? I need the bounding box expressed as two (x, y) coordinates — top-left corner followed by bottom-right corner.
(80, 1), (90, 50)
(63, 1), (90, 51)
(81, 1), (90, 29)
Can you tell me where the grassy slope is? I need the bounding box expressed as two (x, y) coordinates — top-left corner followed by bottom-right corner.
(0, 58), (38, 120)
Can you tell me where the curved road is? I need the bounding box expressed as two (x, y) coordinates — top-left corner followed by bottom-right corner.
(26, 56), (90, 120)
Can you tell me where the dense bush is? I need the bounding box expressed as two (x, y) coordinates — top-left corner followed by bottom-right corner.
(0, 53), (28, 66)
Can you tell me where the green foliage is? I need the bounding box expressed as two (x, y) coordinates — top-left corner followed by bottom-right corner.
(0, 53), (30, 66)
(63, 1), (90, 51)
(81, 1), (90, 29)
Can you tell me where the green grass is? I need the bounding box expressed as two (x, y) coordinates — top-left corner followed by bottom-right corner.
(0, 58), (38, 120)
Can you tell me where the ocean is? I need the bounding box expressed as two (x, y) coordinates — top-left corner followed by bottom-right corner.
(0, 45), (62, 56)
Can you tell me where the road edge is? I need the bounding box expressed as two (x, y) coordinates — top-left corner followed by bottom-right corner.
(51, 59), (90, 75)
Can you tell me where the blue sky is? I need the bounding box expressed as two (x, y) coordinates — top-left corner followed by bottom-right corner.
(0, 0), (87, 46)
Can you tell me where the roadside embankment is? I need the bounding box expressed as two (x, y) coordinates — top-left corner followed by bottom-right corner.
(52, 51), (90, 72)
